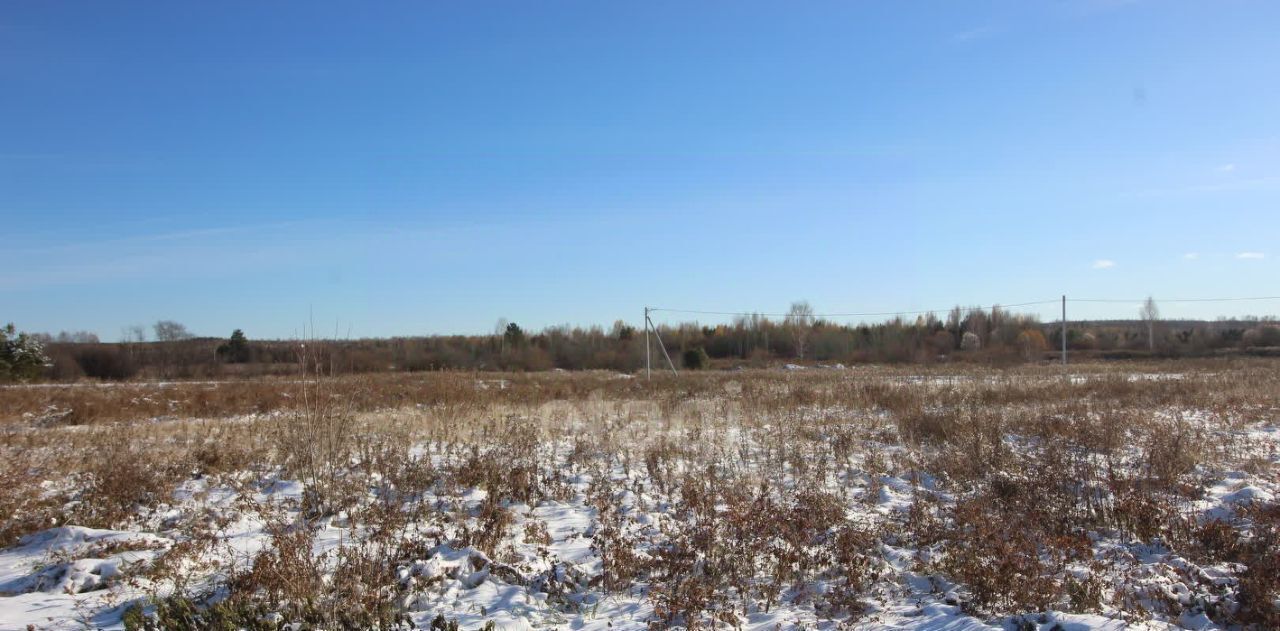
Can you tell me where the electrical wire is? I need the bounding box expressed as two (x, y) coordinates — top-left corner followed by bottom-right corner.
(647, 300), (1061, 319)
(647, 295), (1280, 319)
(1072, 296), (1280, 304)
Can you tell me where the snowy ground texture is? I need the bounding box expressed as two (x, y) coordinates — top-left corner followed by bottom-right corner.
(1, 365), (1278, 630)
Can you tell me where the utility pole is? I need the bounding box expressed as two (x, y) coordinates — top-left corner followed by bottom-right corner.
(644, 308), (678, 376)
(1061, 295), (1067, 366)
(645, 307), (651, 380)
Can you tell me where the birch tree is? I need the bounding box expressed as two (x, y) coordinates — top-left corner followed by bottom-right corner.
(1140, 296), (1160, 352)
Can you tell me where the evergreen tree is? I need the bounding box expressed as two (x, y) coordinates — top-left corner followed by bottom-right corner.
(217, 329), (252, 363)
(504, 322), (525, 348)
(0, 323), (50, 381)
(682, 347), (710, 370)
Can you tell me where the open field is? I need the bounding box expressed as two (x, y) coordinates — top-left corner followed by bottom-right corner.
(1, 360), (1278, 629)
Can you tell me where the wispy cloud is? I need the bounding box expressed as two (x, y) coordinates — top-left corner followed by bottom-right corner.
(1126, 176), (1280, 198)
(1073, 0), (1144, 15)
(5, 220), (311, 257)
(950, 25), (999, 43)
(0, 220), (327, 290)
(0, 217), (550, 291)
(1183, 252), (1199, 260)
(1092, 259), (1116, 269)
(1236, 252), (1266, 260)
(1215, 163), (1236, 173)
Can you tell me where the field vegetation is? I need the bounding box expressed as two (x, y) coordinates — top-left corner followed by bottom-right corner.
(0, 356), (1277, 629)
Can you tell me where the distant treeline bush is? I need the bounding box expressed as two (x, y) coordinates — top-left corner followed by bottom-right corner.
(12, 305), (1279, 381)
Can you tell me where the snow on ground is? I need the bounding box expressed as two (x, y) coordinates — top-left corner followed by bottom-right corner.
(0, 527), (169, 630)
(1, 394), (1277, 629)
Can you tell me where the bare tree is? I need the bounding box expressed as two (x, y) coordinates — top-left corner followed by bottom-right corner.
(495, 317), (510, 354)
(153, 320), (193, 342)
(946, 306), (963, 337)
(121, 325), (147, 343)
(787, 301), (816, 359)
(1140, 296), (1160, 352)
(55, 331), (100, 344)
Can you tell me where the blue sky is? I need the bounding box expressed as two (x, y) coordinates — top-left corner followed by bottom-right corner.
(4, 1), (1280, 339)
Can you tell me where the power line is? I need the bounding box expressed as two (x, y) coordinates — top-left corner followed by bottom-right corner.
(648, 300), (1061, 319)
(1072, 296), (1280, 304)
(644, 294), (1277, 372)
(648, 295), (1280, 320)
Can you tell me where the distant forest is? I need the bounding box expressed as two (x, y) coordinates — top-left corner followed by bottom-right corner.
(13, 303), (1280, 380)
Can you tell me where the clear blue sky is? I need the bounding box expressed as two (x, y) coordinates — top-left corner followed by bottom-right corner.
(4, 1), (1280, 339)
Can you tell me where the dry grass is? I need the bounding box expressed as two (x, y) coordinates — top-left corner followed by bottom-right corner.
(2, 358), (1278, 628)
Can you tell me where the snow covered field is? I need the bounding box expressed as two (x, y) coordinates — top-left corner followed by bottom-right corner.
(1, 364), (1277, 630)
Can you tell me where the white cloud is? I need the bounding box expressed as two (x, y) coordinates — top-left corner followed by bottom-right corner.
(1216, 163), (1236, 173)
(1092, 259), (1116, 269)
(1182, 252), (1199, 260)
(1236, 252), (1266, 260)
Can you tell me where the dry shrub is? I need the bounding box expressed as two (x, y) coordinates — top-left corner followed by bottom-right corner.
(7, 359), (1280, 629)
(1142, 420), (1201, 492)
(646, 469), (751, 626)
(939, 495), (1091, 615)
(894, 405), (954, 445)
(233, 520), (325, 611)
(647, 472), (875, 626)
(458, 495), (514, 558)
(73, 431), (179, 529)
(358, 441), (438, 515)
(643, 439), (683, 497)
(1234, 504), (1280, 627)
(0, 458), (64, 548)
(272, 359), (364, 516)
(824, 525), (880, 615)
(133, 516), (419, 630)
(928, 458), (1098, 616)
(590, 482), (646, 592)
(1103, 480), (1178, 543)
(925, 405), (1009, 483)
(454, 452), (539, 505)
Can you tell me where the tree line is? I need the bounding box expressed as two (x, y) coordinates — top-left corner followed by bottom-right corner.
(4, 301), (1280, 381)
